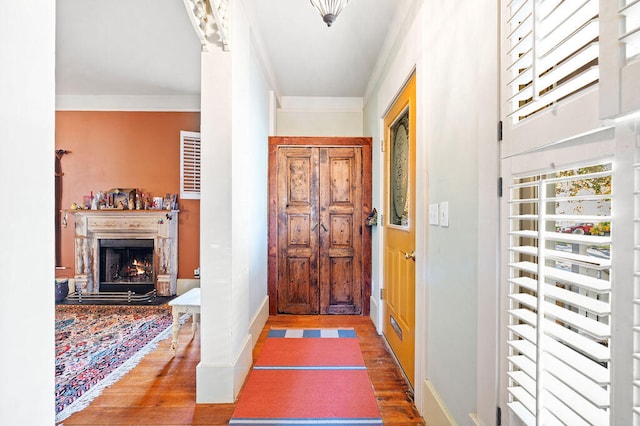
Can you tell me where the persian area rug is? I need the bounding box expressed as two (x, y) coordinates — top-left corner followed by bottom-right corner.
(230, 328), (382, 425)
(55, 305), (173, 422)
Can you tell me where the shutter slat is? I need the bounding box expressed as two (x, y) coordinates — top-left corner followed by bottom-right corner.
(508, 323), (610, 384)
(508, 324), (537, 344)
(508, 401), (536, 426)
(543, 354), (610, 407)
(543, 318), (610, 361)
(542, 376), (609, 423)
(542, 390), (592, 426)
(509, 339), (536, 360)
(510, 246), (611, 270)
(509, 371), (536, 395)
(510, 261), (611, 292)
(509, 276), (611, 314)
(510, 294), (609, 338)
(508, 66), (599, 118)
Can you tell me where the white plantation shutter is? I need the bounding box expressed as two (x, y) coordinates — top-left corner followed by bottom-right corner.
(180, 131), (201, 200)
(621, 0), (640, 61)
(506, 0), (599, 123)
(507, 163), (612, 425)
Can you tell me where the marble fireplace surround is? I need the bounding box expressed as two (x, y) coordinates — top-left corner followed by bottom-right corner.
(71, 210), (178, 296)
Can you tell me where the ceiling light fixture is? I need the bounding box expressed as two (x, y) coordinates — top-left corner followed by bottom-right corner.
(310, 0), (349, 27)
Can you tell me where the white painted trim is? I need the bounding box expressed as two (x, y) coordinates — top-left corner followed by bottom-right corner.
(278, 96), (363, 113)
(422, 379), (456, 426)
(369, 295), (382, 333)
(249, 295), (269, 346)
(469, 413), (483, 426)
(195, 333), (253, 403)
(55, 95), (201, 112)
(177, 278), (201, 295)
(233, 334), (253, 399)
(269, 91), (278, 136)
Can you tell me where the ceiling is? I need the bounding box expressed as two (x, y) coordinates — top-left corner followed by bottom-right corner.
(56, 0), (405, 101)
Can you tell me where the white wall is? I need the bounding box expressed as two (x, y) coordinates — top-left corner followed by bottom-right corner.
(247, 41), (270, 321)
(276, 96), (363, 136)
(364, 0), (499, 424)
(0, 1), (56, 424)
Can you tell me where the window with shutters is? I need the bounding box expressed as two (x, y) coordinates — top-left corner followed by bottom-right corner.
(621, 0), (640, 61)
(507, 163), (612, 425)
(180, 131), (201, 200)
(505, 0), (599, 123)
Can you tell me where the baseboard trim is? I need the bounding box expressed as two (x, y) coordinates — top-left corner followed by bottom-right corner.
(422, 379), (456, 426)
(233, 334), (253, 399)
(196, 334), (253, 403)
(195, 297), (268, 403)
(369, 295), (381, 333)
(249, 295), (269, 347)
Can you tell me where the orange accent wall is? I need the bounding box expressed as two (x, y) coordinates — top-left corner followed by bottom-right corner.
(55, 111), (200, 280)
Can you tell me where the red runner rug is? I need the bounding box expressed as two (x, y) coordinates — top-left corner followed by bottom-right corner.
(230, 328), (382, 425)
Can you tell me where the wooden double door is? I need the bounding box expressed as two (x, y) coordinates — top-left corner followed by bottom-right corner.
(268, 137), (372, 315)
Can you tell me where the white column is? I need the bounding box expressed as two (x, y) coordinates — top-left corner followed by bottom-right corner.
(196, 3), (253, 397)
(0, 0), (55, 423)
(197, 44), (235, 402)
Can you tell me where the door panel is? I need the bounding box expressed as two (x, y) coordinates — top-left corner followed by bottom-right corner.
(277, 147), (320, 314)
(383, 75), (416, 386)
(320, 147), (362, 314)
(269, 138), (371, 316)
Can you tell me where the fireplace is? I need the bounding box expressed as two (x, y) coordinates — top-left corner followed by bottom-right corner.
(70, 210), (178, 295)
(99, 239), (155, 293)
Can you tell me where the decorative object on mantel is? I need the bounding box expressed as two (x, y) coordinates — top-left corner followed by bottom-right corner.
(69, 188), (178, 211)
(310, 0), (350, 27)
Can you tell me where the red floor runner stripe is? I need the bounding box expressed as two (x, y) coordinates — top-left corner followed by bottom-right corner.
(254, 338), (365, 368)
(230, 328), (382, 425)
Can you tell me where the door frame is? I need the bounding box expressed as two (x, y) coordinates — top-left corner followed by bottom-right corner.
(268, 136), (373, 315)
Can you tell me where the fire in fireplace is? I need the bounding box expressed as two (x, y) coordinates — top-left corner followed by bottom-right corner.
(98, 239), (155, 293)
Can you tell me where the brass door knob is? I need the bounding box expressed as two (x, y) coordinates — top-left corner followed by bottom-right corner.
(404, 251), (416, 261)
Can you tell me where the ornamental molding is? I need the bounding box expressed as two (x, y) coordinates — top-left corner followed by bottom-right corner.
(182, 0), (231, 51)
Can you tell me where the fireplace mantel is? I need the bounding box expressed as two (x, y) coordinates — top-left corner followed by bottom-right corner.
(70, 210), (179, 295)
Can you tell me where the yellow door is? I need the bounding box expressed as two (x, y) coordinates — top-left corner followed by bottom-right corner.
(383, 74), (416, 387)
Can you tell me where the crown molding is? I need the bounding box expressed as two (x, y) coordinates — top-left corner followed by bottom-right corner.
(55, 95), (201, 112)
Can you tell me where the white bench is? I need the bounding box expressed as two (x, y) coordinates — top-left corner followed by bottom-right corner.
(168, 287), (200, 353)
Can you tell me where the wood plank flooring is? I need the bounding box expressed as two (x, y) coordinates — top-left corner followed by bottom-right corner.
(58, 314), (424, 425)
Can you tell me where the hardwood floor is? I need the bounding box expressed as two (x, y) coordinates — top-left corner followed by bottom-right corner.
(59, 314), (424, 425)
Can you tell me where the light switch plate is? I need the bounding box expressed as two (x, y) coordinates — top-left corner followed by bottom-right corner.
(439, 201), (449, 227)
(429, 204), (439, 225)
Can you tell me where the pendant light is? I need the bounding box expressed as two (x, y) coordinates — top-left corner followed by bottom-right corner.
(309, 0), (349, 27)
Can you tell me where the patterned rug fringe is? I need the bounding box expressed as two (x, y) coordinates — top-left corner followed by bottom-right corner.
(55, 314), (187, 423)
